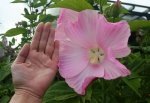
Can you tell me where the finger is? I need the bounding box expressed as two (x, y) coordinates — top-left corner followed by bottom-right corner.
(39, 22), (51, 52)
(31, 22), (44, 50)
(52, 40), (59, 63)
(45, 28), (55, 58)
(15, 43), (30, 63)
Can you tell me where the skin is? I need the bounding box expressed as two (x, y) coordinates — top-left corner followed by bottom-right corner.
(9, 22), (59, 103)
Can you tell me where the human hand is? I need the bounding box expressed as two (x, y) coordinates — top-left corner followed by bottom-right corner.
(11, 22), (59, 98)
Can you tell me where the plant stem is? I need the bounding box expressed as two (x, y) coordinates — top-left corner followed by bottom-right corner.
(81, 96), (85, 103)
(99, 0), (103, 14)
(112, 17), (115, 22)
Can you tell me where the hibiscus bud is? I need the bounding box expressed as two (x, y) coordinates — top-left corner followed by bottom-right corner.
(111, 0), (121, 18)
(115, 0), (121, 8)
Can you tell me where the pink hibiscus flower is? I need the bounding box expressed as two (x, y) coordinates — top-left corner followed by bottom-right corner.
(55, 8), (131, 95)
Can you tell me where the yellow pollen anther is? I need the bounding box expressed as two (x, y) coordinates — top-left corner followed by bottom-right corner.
(89, 48), (104, 64)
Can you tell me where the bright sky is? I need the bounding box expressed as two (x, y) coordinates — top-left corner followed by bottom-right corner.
(0, 0), (25, 34)
(0, 0), (150, 34)
(0, 0), (58, 34)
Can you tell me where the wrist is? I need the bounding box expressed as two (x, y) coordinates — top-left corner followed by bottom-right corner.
(15, 88), (42, 98)
(10, 89), (42, 103)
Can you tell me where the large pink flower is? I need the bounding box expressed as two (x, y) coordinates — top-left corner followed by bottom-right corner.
(55, 9), (131, 95)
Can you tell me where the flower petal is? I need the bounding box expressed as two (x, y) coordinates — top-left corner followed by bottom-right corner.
(96, 21), (131, 58)
(56, 12), (77, 50)
(55, 24), (68, 41)
(59, 41), (89, 78)
(112, 47), (131, 58)
(101, 57), (131, 80)
(55, 24), (70, 53)
(65, 64), (104, 95)
(57, 8), (78, 24)
(64, 10), (102, 48)
(56, 8), (78, 42)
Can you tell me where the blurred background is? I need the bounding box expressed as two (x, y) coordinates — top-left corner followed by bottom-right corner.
(0, 0), (150, 34)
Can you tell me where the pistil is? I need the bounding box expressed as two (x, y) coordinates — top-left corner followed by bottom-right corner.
(89, 48), (105, 64)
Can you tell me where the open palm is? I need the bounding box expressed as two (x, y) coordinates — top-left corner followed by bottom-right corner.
(11, 22), (59, 98)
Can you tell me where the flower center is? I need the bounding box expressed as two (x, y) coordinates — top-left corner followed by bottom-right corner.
(88, 48), (105, 64)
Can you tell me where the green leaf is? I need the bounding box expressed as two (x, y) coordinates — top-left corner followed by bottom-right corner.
(5, 28), (27, 37)
(40, 0), (47, 5)
(91, 98), (99, 103)
(81, 89), (94, 103)
(0, 42), (3, 48)
(39, 14), (57, 22)
(51, 0), (60, 3)
(128, 20), (150, 31)
(30, 0), (47, 8)
(86, 0), (94, 5)
(0, 59), (11, 81)
(11, 37), (16, 46)
(91, 80), (101, 103)
(50, 0), (93, 11)
(44, 97), (80, 103)
(146, 98), (150, 103)
(44, 81), (78, 102)
(62, 97), (80, 103)
(23, 14), (37, 21)
(131, 59), (145, 73)
(11, 0), (27, 3)
(121, 7), (129, 14)
(21, 21), (28, 28)
(98, 0), (107, 6)
(33, 3), (45, 8)
(0, 96), (10, 103)
(0, 72), (10, 81)
(84, 85), (92, 101)
(107, 17), (122, 22)
(123, 76), (141, 97)
(24, 8), (29, 15)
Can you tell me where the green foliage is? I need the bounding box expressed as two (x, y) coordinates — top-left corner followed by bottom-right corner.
(44, 81), (93, 103)
(0, 57), (11, 81)
(39, 14), (57, 22)
(128, 20), (150, 31)
(11, 0), (28, 3)
(123, 76), (141, 97)
(0, 0), (150, 103)
(5, 28), (27, 37)
(50, 0), (93, 11)
(94, 0), (108, 13)
(104, 3), (128, 20)
(44, 81), (78, 102)
(0, 57), (14, 102)
(0, 96), (10, 103)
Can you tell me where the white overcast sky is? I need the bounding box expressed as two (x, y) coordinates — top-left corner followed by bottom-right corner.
(0, 0), (58, 34)
(0, 0), (150, 34)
